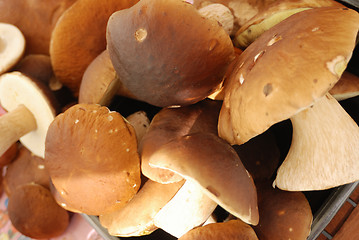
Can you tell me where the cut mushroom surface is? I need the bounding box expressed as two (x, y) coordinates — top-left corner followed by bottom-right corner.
(149, 132), (259, 225)
(274, 93), (359, 191)
(0, 71), (58, 158)
(44, 104), (141, 215)
(0, 22), (25, 74)
(219, 7), (359, 145)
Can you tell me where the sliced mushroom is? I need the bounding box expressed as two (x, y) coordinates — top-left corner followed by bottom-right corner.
(218, 7), (359, 145)
(0, 71), (59, 158)
(178, 219), (259, 240)
(7, 183), (70, 239)
(79, 49), (136, 105)
(44, 104), (141, 215)
(274, 93), (359, 190)
(234, 0), (343, 48)
(107, 0), (235, 107)
(329, 71), (359, 101)
(0, 22), (25, 74)
(50, 0), (139, 96)
(149, 132), (259, 225)
(140, 99), (221, 184)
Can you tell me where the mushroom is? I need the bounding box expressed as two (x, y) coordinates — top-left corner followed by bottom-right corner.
(329, 71), (359, 101)
(44, 103), (141, 215)
(148, 132), (259, 225)
(126, 111), (150, 144)
(274, 93), (359, 190)
(79, 49), (136, 105)
(178, 219), (259, 240)
(106, 0), (235, 107)
(218, 6), (359, 145)
(139, 99), (221, 184)
(0, 141), (17, 168)
(3, 146), (50, 196)
(0, 0), (76, 55)
(253, 181), (312, 240)
(233, 0), (343, 48)
(50, 0), (139, 96)
(7, 183), (70, 239)
(0, 22), (25, 75)
(0, 71), (59, 158)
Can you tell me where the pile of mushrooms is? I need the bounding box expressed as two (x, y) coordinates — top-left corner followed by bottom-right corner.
(0, 0), (359, 239)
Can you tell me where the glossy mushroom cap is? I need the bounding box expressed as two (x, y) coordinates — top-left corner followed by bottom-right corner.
(44, 104), (141, 215)
(219, 7), (359, 145)
(50, 0), (139, 96)
(7, 183), (70, 239)
(107, 0), (235, 107)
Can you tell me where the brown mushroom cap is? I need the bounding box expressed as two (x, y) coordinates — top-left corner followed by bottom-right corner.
(4, 146), (50, 196)
(148, 132), (259, 225)
(139, 99), (221, 184)
(44, 103), (141, 215)
(0, 141), (18, 168)
(253, 181), (312, 240)
(50, 0), (139, 96)
(0, 0), (76, 55)
(218, 7), (359, 145)
(7, 183), (70, 239)
(0, 22), (25, 74)
(178, 219), (259, 240)
(329, 71), (359, 101)
(107, 0), (235, 107)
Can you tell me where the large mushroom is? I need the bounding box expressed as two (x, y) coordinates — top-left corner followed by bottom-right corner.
(107, 0), (235, 107)
(44, 103), (141, 215)
(0, 71), (59, 158)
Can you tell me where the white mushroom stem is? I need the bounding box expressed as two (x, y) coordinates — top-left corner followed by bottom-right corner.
(274, 93), (359, 191)
(0, 105), (37, 156)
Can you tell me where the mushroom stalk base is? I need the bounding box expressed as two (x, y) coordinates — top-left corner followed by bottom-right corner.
(0, 104), (37, 156)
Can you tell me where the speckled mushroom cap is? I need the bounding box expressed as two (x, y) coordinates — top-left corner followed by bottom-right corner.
(4, 146), (50, 196)
(148, 132), (259, 225)
(107, 0), (235, 107)
(139, 99), (221, 184)
(44, 103), (141, 215)
(234, 0), (342, 48)
(50, 0), (139, 96)
(178, 219), (259, 240)
(253, 181), (312, 240)
(7, 183), (70, 239)
(218, 7), (359, 145)
(0, 0), (76, 55)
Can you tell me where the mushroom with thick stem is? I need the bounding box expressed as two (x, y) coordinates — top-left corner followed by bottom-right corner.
(139, 99), (221, 184)
(148, 132), (259, 225)
(0, 71), (59, 158)
(233, 0), (343, 49)
(50, 0), (140, 96)
(0, 22), (25, 75)
(107, 0), (235, 107)
(44, 103), (141, 215)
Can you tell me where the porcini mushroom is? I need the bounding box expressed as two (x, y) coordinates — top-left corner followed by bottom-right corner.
(44, 103), (141, 215)
(107, 0), (235, 107)
(148, 132), (259, 225)
(0, 22), (25, 74)
(50, 0), (139, 95)
(139, 99), (221, 184)
(329, 71), (359, 101)
(7, 183), (70, 239)
(0, 71), (59, 158)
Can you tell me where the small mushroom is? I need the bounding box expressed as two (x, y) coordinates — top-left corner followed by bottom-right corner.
(107, 0), (235, 107)
(178, 219), (259, 240)
(234, 0), (343, 48)
(0, 71), (59, 158)
(139, 99), (221, 184)
(3, 146), (50, 196)
(0, 22), (25, 74)
(148, 132), (259, 225)
(44, 104), (141, 215)
(79, 49), (136, 105)
(8, 183), (70, 239)
(126, 111), (150, 144)
(50, 0), (139, 96)
(329, 71), (359, 101)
